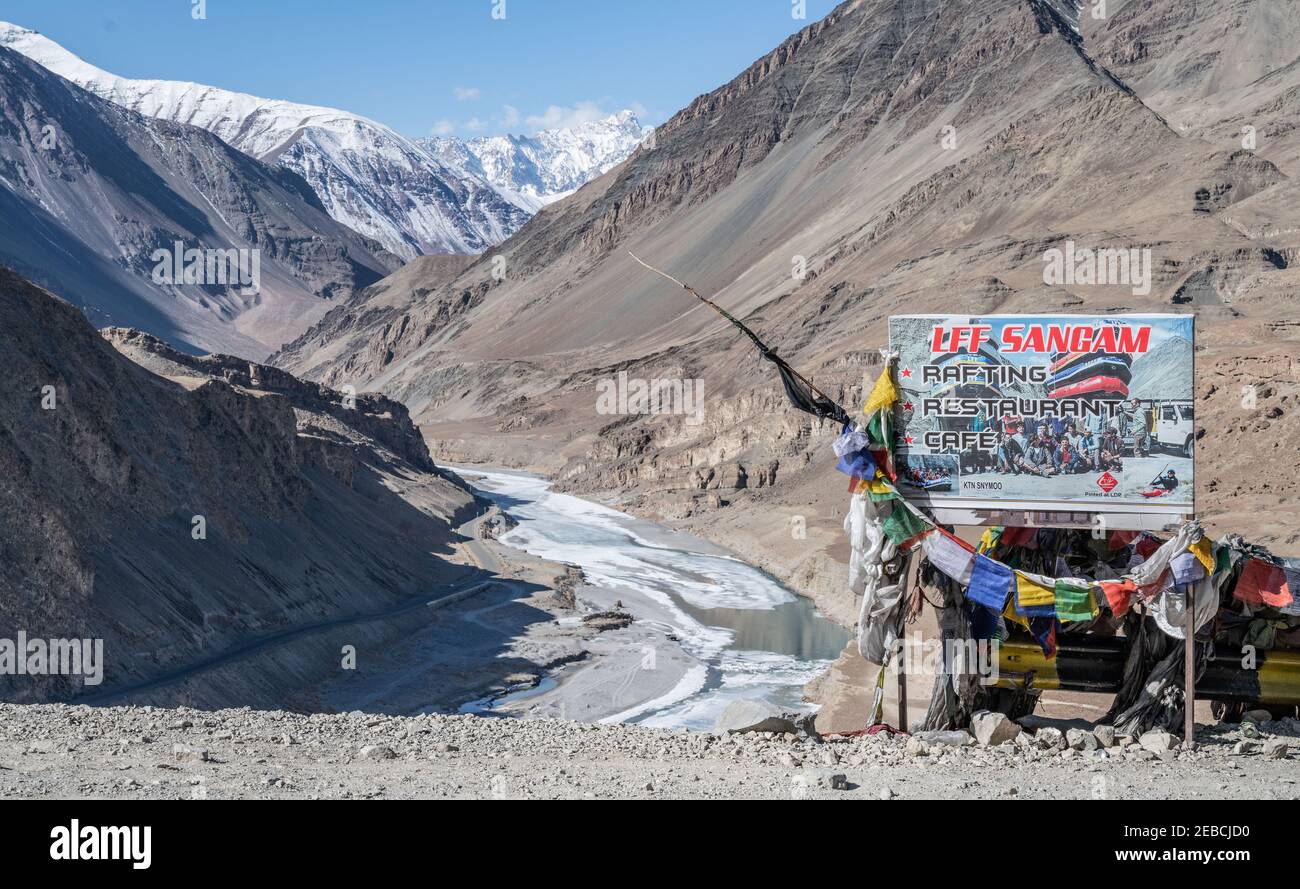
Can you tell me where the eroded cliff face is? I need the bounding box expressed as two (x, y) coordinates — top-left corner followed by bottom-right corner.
(0, 268), (477, 705)
(102, 327), (444, 476)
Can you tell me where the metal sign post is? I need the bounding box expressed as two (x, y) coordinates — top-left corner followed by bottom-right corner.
(898, 667), (908, 733)
(1184, 586), (1196, 750)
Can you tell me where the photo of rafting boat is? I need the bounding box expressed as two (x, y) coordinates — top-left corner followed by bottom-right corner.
(900, 453), (958, 492)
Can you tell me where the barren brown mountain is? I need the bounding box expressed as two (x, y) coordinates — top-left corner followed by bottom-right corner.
(0, 268), (481, 705)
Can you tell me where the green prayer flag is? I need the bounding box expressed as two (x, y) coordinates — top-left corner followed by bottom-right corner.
(1214, 545), (1231, 575)
(882, 502), (932, 546)
(865, 408), (889, 448)
(1054, 580), (1097, 623)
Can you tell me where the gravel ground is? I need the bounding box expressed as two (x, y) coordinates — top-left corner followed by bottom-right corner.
(3, 704), (1298, 800)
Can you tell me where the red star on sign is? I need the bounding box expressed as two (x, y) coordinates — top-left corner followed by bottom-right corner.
(900, 367), (913, 378)
(904, 435), (915, 445)
(902, 401), (914, 411)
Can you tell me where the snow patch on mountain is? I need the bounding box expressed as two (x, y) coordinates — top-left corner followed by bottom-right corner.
(424, 111), (654, 213)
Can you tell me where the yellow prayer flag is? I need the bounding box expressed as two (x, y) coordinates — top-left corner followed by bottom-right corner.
(1189, 536), (1215, 574)
(1014, 571), (1055, 607)
(1003, 598), (1030, 630)
(978, 529), (1000, 555)
(862, 366), (898, 417)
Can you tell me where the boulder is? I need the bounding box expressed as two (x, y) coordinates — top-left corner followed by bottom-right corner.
(713, 700), (804, 736)
(1264, 738), (1289, 760)
(1244, 708), (1273, 724)
(172, 743), (211, 763)
(1034, 727), (1067, 751)
(1066, 728), (1099, 752)
(359, 744), (396, 761)
(1139, 729), (1176, 754)
(812, 771), (849, 791)
(971, 711), (1021, 747)
(1093, 724), (1117, 748)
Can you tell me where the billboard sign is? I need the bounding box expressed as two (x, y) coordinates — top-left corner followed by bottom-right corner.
(889, 314), (1194, 526)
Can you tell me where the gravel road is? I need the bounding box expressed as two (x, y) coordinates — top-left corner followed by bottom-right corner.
(3, 704), (1297, 800)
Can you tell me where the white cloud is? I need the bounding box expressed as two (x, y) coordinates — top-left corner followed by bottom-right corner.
(464, 117), (486, 133)
(501, 104), (521, 128)
(430, 119), (456, 137)
(525, 101), (612, 132)
(453, 86), (481, 101)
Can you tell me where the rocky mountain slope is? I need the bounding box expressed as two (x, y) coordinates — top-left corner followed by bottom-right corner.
(1090, 0), (1300, 172)
(0, 267), (480, 707)
(423, 111), (653, 213)
(0, 43), (399, 359)
(272, 0), (1299, 577)
(0, 23), (647, 260)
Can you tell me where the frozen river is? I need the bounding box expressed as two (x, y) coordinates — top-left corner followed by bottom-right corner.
(456, 468), (849, 731)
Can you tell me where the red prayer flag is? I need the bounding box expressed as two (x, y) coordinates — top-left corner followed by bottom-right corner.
(1108, 530), (1139, 552)
(1099, 579), (1137, 617)
(1135, 534), (1161, 559)
(1235, 558), (1293, 608)
(1001, 526), (1037, 548)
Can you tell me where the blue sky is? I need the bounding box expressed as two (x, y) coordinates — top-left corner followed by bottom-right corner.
(3, 0), (839, 137)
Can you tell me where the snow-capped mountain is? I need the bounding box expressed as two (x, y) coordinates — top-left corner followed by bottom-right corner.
(0, 23), (525, 260)
(0, 22), (648, 258)
(424, 112), (653, 213)
(0, 43), (398, 359)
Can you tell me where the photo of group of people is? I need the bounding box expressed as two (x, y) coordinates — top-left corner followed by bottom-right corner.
(990, 398), (1155, 478)
(936, 395), (1188, 502)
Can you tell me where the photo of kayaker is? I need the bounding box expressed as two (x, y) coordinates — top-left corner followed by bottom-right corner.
(1140, 468), (1180, 498)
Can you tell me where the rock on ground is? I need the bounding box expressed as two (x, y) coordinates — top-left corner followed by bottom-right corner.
(713, 700), (808, 736)
(971, 711), (1021, 746)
